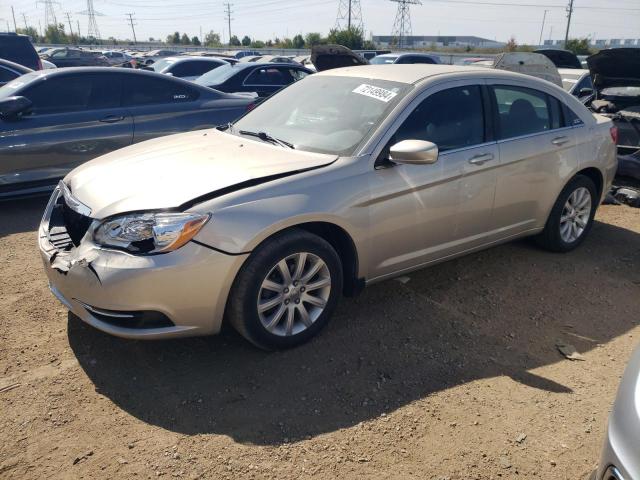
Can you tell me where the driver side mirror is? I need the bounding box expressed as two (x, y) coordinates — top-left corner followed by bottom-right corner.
(389, 140), (439, 165)
(0, 96), (32, 120)
(578, 87), (593, 97)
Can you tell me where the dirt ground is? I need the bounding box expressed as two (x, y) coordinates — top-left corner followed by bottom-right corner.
(1, 197), (639, 480)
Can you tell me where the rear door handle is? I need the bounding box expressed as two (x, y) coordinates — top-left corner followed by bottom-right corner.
(552, 136), (570, 146)
(100, 115), (125, 123)
(468, 153), (494, 165)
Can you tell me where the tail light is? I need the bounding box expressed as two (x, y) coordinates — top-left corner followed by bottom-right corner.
(246, 102), (256, 112)
(610, 126), (619, 144)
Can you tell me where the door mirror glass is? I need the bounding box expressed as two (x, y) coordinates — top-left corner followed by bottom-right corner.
(0, 96), (32, 119)
(390, 140), (439, 165)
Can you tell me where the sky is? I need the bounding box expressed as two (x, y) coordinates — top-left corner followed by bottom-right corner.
(1, 0), (639, 45)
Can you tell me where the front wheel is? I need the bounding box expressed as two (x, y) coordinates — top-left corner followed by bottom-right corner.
(226, 229), (343, 350)
(536, 175), (598, 252)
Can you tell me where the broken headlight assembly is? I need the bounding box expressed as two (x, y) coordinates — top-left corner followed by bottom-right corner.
(94, 212), (210, 254)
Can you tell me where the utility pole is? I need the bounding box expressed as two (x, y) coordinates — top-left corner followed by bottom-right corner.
(21, 12), (28, 31)
(38, 19), (42, 36)
(11, 6), (17, 32)
(539, 9), (548, 46)
(564, 0), (574, 46)
(77, 20), (81, 39)
(65, 12), (74, 40)
(224, 2), (232, 44)
(126, 13), (137, 44)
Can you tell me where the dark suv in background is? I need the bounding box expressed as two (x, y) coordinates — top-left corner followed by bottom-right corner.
(0, 32), (41, 70)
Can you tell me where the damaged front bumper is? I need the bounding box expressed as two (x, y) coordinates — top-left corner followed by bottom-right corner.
(38, 186), (248, 339)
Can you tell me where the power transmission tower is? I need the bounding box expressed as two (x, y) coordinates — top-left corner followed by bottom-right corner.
(564, 0), (574, 46)
(37, 0), (59, 27)
(224, 2), (233, 44)
(79, 0), (102, 40)
(65, 12), (74, 39)
(126, 13), (137, 44)
(335, 0), (363, 32)
(390, 0), (421, 49)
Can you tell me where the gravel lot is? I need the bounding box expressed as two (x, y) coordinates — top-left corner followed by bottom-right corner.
(1, 197), (639, 479)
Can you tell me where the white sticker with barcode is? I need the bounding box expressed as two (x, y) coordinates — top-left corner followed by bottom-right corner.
(352, 84), (398, 103)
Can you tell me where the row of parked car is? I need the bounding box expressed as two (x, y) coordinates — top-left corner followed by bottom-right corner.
(1, 32), (639, 480)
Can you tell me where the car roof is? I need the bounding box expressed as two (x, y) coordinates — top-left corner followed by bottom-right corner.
(165, 56), (226, 63)
(226, 62), (309, 71)
(316, 64), (489, 84)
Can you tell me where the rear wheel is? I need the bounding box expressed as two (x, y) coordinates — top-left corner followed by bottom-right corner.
(227, 229), (343, 350)
(536, 175), (597, 252)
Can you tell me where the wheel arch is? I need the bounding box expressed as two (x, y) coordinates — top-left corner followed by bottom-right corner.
(575, 167), (604, 201)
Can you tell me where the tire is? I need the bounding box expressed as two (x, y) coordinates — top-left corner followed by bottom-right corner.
(226, 229), (343, 350)
(536, 175), (598, 252)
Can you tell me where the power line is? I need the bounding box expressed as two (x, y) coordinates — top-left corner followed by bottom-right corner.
(126, 12), (137, 43)
(335, 0), (363, 31)
(390, 0), (421, 49)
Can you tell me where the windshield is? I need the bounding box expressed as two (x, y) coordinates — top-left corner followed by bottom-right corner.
(231, 75), (412, 156)
(195, 63), (237, 85)
(370, 56), (398, 65)
(0, 72), (40, 99)
(152, 58), (175, 72)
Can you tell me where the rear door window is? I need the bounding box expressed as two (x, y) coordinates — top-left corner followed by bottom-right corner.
(492, 86), (552, 139)
(171, 61), (219, 77)
(122, 74), (199, 106)
(244, 67), (290, 86)
(394, 85), (485, 152)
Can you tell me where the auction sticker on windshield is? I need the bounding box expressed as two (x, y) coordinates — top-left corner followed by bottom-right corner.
(353, 84), (398, 103)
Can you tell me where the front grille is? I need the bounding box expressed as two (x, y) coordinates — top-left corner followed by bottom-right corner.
(61, 200), (92, 246)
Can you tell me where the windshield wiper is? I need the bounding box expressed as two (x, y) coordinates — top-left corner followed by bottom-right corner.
(217, 122), (234, 132)
(238, 130), (294, 149)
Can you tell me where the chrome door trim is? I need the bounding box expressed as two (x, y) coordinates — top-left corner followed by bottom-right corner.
(495, 125), (575, 145)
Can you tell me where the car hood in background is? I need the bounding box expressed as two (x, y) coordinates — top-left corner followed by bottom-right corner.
(587, 48), (640, 90)
(65, 129), (338, 219)
(492, 52), (563, 87)
(311, 44), (369, 72)
(533, 49), (582, 69)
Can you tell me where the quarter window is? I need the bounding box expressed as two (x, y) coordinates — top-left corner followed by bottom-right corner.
(492, 86), (553, 139)
(393, 85), (485, 152)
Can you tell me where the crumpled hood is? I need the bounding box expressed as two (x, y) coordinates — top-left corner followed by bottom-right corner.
(587, 48), (640, 90)
(65, 129), (337, 219)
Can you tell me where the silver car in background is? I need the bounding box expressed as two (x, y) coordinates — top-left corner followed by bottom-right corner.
(594, 344), (640, 480)
(39, 65), (617, 349)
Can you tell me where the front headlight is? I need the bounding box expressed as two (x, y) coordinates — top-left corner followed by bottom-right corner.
(94, 212), (210, 254)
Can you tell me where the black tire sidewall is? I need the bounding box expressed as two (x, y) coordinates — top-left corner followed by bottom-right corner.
(544, 175), (598, 252)
(228, 230), (343, 350)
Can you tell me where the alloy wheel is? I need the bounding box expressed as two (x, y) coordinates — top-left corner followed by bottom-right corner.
(560, 186), (592, 243)
(257, 252), (332, 337)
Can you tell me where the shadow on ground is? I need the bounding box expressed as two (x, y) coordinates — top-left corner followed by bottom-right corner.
(0, 195), (49, 238)
(66, 218), (639, 445)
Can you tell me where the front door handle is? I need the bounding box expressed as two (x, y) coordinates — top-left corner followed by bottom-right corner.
(100, 115), (124, 123)
(468, 153), (494, 165)
(552, 136), (570, 146)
